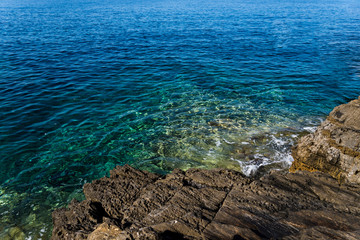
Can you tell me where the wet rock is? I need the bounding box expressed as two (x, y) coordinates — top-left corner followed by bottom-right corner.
(51, 166), (360, 240)
(290, 97), (360, 183)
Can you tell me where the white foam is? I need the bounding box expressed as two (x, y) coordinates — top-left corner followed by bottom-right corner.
(232, 131), (298, 176)
(240, 163), (259, 176)
(283, 154), (294, 165)
(273, 150), (294, 165)
(223, 138), (235, 144)
(235, 154), (271, 176)
(304, 126), (317, 132)
(253, 153), (269, 160)
(271, 136), (287, 146)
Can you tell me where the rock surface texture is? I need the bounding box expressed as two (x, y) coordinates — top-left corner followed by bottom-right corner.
(52, 98), (360, 240)
(290, 97), (360, 184)
(52, 165), (360, 240)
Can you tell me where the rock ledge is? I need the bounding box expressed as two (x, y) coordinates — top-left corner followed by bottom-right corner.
(52, 165), (360, 240)
(290, 97), (360, 184)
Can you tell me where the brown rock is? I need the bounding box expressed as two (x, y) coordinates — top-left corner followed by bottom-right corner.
(87, 223), (124, 240)
(51, 99), (360, 239)
(290, 97), (360, 183)
(52, 200), (108, 240)
(83, 165), (159, 220)
(52, 166), (360, 240)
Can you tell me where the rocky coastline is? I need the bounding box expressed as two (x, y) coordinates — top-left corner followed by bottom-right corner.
(290, 97), (360, 184)
(51, 98), (360, 240)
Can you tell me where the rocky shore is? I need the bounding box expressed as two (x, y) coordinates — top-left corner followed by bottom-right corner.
(51, 98), (360, 240)
(291, 97), (360, 184)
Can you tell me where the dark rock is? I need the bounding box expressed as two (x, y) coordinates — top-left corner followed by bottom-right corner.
(52, 98), (360, 240)
(290, 97), (360, 183)
(83, 165), (159, 221)
(51, 166), (360, 240)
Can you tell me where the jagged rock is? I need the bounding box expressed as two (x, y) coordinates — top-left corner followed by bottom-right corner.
(290, 97), (360, 183)
(87, 223), (124, 240)
(51, 165), (360, 240)
(52, 98), (360, 239)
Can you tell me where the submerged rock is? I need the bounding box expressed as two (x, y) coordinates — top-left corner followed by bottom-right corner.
(290, 96), (360, 183)
(51, 165), (360, 240)
(2, 226), (26, 240)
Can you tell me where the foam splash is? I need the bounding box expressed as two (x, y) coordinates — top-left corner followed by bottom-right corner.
(303, 126), (317, 132)
(233, 132), (297, 176)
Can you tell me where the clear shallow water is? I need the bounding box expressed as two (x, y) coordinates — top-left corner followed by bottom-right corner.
(1, 0), (360, 238)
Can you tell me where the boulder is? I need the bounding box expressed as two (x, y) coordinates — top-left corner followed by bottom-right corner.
(290, 97), (360, 183)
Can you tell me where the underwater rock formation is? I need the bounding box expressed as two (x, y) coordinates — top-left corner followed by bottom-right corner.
(52, 165), (360, 240)
(290, 96), (360, 184)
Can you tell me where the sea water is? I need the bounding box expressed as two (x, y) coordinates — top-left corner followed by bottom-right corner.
(1, 0), (360, 238)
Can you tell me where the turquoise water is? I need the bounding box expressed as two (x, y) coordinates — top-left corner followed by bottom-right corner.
(1, 0), (360, 238)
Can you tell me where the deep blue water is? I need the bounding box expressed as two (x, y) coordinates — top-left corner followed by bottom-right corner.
(1, 0), (360, 238)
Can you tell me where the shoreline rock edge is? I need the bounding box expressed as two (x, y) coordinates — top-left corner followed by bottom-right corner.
(51, 98), (360, 240)
(290, 96), (360, 184)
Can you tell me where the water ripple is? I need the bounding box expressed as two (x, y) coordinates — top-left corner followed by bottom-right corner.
(1, 0), (360, 238)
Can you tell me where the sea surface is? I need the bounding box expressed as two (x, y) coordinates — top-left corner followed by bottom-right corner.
(1, 0), (360, 238)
